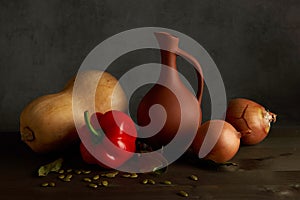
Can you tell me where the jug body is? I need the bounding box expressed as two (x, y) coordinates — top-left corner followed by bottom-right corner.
(137, 81), (201, 150)
(137, 33), (203, 150)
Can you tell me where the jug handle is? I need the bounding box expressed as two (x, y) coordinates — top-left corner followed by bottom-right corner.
(176, 48), (204, 105)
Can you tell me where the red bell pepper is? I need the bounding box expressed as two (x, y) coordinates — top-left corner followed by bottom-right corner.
(79, 110), (137, 169)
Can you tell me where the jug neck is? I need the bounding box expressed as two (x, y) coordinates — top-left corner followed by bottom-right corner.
(158, 50), (180, 84)
(161, 50), (177, 68)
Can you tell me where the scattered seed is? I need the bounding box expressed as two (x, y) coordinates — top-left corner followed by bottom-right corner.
(112, 171), (119, 175)
(130, 173), (138, 178)
(161, 180), (172, 185)
(66, 169), (73, 173)
(148, 179), (155, 185)
(58, 174), (65, 179)
(75, 170), (82, 175)
(189, 175), (198, 181)
(82, 170), (91, 175)
(106, 174), (115, 178)
(178, 190), (189, 197)
(141, 179), (148, 184)
(101, 180), (109, 187)
(66, 174), (73, 179)
(63, 177), (71, 182)
(49, 182), (56, 187)
(102, 171), (118, 177)
(88, 183), (98, 188)
(121, 173), (131, 178)
(83, 178), (92, 182)
(93, 175), (100, 180)
(104, 173), (117, 178)
(58, 169), (64, 174)
(41, 182), (49, 187)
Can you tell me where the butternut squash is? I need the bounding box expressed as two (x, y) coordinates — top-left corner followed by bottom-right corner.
(20, 70), (128, 153)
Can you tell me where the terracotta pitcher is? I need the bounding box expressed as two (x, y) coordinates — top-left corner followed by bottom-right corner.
(137, 32), (204, 150)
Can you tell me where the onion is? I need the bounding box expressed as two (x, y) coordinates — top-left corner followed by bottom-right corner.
(225, 98), (277, 145)
(191, 120), (241, 163)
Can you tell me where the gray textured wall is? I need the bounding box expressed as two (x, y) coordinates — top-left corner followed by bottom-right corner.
(0, 0), (299, 132)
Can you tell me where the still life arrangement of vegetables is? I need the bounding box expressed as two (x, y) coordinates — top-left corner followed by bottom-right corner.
(18, 32), (277, 197)
(19, 70), (277, 170)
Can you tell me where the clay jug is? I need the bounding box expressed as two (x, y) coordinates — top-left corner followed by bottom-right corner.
(137, 32), (204, 150)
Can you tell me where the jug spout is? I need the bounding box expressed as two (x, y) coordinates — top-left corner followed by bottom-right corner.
(154, 32), (179, 53)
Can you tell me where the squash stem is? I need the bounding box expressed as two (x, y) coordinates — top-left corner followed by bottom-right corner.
(84, 111), (101, 137)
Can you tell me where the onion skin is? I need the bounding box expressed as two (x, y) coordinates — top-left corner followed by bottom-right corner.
(225, 98), (277, 145)
(191, 120), (241, 163)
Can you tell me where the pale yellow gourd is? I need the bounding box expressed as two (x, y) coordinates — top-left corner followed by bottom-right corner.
(19, 70), (128, 153)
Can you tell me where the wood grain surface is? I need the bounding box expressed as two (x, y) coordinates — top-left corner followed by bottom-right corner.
(1, 126), (299, 200)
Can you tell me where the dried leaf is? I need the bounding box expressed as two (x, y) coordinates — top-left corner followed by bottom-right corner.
(38, 158), (63, 176)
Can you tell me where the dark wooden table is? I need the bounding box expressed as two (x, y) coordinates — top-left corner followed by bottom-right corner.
(1, 126), (300, 200)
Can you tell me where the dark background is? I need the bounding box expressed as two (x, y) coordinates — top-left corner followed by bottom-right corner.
(0, 0), (299, 132)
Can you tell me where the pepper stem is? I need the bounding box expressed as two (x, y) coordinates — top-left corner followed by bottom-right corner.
(84, 111), (100, 137)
